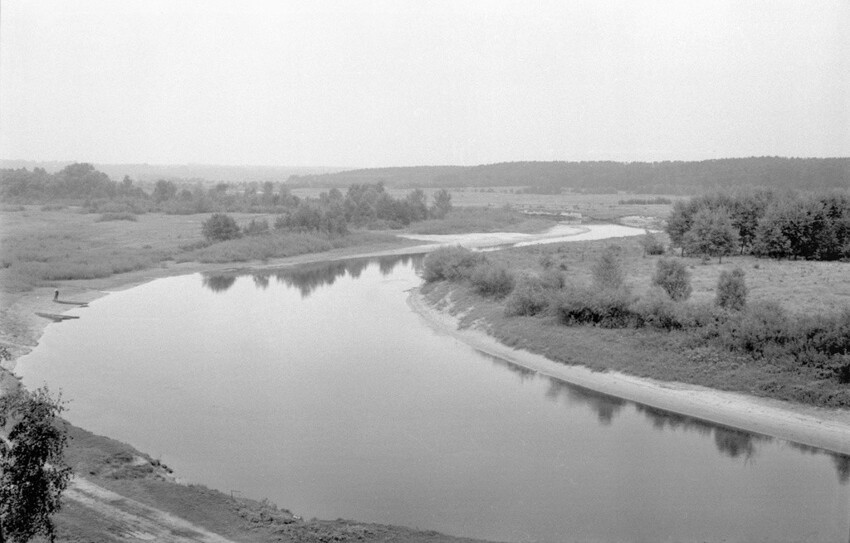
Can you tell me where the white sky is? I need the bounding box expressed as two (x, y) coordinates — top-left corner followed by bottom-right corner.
(1, 0), (848, 167)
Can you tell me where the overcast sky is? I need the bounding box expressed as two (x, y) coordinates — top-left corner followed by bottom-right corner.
(1, 1), (848, 167)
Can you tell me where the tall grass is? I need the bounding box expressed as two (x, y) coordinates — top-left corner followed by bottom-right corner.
(0, 232), (166, 288)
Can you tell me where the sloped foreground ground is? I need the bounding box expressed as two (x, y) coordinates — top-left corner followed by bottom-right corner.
(51, 424), (489, 543)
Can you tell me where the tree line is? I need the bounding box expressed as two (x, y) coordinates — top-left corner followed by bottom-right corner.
(202, 185), (452, 242)
(666, 190), (850, 261)
(0, 163), (454, 233)
(288, 157), (850, 193)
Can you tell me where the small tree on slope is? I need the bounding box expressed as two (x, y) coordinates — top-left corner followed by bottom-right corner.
(0, 387), (71, 543)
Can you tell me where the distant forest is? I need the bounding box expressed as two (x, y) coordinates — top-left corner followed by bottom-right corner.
(288, 157), (850, 194)
(0, 160), (340, 184)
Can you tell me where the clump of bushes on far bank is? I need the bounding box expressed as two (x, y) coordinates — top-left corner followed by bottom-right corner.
(423, 246), (516, 298)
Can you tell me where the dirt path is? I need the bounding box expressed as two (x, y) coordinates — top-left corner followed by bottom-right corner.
(407, 288), (850, 455)
(64, 477), (238, 542)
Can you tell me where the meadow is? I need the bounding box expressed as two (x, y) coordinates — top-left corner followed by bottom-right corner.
(421, 234), (850, 408)
(0, 206), (410, 294)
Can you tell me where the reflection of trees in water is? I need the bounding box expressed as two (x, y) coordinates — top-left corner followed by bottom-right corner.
(252, 275), (269, 290)
(202, 274), (237, 293)
(545, 378), (626, 425)
(788, 441), (850, 485)
(206, 254), (424, 298)
(834, 455), (850, 484)
(635, 404), (769, 461)
(713, 427), (757, 459)
(272, 261), (351, 297)
(484, 352), (538, 383)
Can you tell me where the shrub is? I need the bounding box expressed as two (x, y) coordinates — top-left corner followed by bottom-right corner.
(540, 268), (566, 290)
(553, 286), (638, 328)
(651, 259), (692, 301)
(717, 301), (789, 356)
(715, 267), (747, 310)
(421, 246), (486, 282)
(675, 301), (729, 330)
(640, 230), (665, 255)
(630, 288), (682, 330)
(504, 275), (552, 316)
(202, 213), (241, 242)
(243, 218), (270, 236)
(790, 310), (850, 380)
(96, 212), (137, 222)
(470, 262), (515, 298)
(592, 246), (625, 290)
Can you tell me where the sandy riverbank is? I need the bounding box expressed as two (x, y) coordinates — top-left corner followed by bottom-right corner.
(407, 288), (850, 456)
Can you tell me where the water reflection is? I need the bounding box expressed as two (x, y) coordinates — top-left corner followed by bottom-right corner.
(485, 351), (803, 464)
(484, 351), (538, 383)
(202, 274), (237, 293)
(544, 377), (626, 426)
(636, 403), (769, 461)
(200, 254), (423, 298)
(252, 274), (269, 290)
(790, 442), (850, 485)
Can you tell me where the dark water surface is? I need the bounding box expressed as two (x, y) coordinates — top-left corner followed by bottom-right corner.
(19, 256), (850, 542)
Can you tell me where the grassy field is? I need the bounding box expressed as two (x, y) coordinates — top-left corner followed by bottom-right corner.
(422, 234), (850, 408)
(482, 234), (850, 315)
(0, 206), (413, 294)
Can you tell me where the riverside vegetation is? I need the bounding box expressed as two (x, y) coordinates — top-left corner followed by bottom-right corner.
(422, 189), (850, 408)
(0, 163), (560, 294)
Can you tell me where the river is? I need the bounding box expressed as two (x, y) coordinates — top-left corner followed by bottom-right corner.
(17, 230), (850, 542)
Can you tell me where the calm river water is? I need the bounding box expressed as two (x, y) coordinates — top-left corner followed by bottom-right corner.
(18, 253), (850, 542)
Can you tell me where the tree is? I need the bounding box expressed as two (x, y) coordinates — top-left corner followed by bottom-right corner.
(683, 207), (739, 263)
(201, 213), (241, 242)
(592, 246), (625, 290)
(431, 189), (452, 219)
(152, 179), (177, 203)
(651, 259), (692, 301)
(0, 387), (72, 543)
(405, 189), (428, 222)
(716, 268), (748, 310)
(665, 200), (697, 255)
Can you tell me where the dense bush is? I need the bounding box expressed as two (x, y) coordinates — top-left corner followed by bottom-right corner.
(651, 259), (692, 301)
(469, 263), (515, 298)
(422, 246), (486, 282)
(553, 286), (638, 328)
(630, 288), (683, 330)
(242, 218), (270, 236)
(202, 213), (242, 242)
(640, 231), (665, 255)
(716, 268), (747, 310)
(715, 301), (790, 357)
(504, 274), (554, 316)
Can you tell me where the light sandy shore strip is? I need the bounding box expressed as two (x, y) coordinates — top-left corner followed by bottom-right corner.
(407, 288), (850, 456)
